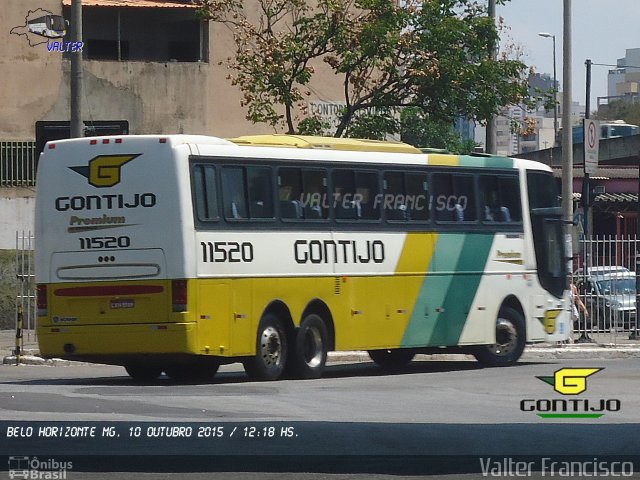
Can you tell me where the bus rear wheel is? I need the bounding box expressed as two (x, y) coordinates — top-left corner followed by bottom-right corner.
(124, 364), (162, 382)
(243, 314), (288, 381)
(368, 349), (415, 369)
(472, 307), (525, 367)
(289, 314), (328, 379)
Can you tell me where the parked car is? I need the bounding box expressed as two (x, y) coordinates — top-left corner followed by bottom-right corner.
(577, 270), (637, 330)
(574, 266), (631, 277)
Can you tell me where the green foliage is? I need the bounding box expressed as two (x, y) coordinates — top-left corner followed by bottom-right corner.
(199, 0), (531, 139)
(346, 111), (398, 140)
(400, 108), (477, 154)
(595, 100), (640, 126)
(297, 116), (331, 136)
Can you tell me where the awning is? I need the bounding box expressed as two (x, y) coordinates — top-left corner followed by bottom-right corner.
(573, 192), (638, 204)
(62, 0), (197, 8)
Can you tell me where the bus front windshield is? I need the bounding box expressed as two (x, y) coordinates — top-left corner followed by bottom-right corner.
(527, 171), (566, 298)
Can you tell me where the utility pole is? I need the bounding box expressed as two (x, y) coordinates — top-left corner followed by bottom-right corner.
(582, 59), (592, 238)
(70, 0), (83, 138)
(485, 0), (497, 154)
(561, 0), (573, 253)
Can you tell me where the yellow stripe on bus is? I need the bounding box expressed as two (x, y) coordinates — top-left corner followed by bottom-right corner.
(427, 154), (460, 166)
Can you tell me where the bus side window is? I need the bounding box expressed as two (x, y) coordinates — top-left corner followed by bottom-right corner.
(278, 168), (303, 220)
(433, 173), (476, 222)
(383, 171), (407, 221)
(480, 175), (522, 223)
(247, 167), (274, 219)
(332, 170), (358, 220)
(302, 169), (328, 219)
(406, 173), (429, 221)
(355, 171), (380, 220)
(222, 167), (248, 220)
(192, 165), (219, 222)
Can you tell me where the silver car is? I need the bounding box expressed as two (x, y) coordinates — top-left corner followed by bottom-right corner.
(578, 271), (637, 330)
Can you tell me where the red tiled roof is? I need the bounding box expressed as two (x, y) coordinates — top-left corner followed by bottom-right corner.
(572, 192), (638, 203)
(62, 0), (197, 8)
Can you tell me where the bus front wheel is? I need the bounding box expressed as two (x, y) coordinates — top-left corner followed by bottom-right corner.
(243, 314), (288, 381)
(368, 349), (415, 369)
(289, 314), (329, 379)
(472, 307), (525, 367)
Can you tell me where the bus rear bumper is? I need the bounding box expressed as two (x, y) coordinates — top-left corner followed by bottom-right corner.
(37, 322), (202, 364)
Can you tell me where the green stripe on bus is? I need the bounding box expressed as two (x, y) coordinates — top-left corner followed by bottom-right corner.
(459, 156), (514, 168)
(401, 233), (495, 347)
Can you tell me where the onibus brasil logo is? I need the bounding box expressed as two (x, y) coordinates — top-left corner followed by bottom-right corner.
(520, 368), (621, 419)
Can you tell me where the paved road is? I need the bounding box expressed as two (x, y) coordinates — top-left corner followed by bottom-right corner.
(1, 358), (639, 479)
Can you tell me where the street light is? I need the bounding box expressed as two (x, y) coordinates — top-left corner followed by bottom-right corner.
(538, 32), (558, 147)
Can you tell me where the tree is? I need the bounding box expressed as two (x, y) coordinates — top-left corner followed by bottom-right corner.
(197, 0), (341, 133)
(197, 0), (532, 139)
(595, 100), (640, 126)
(400, 108), (477, 154)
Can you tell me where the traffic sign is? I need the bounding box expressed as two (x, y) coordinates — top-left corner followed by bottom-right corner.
(583, 119), (599, 174)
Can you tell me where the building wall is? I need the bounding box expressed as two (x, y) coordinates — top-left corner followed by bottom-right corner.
(1, 0), (65, 139)
(0, 189), (35, 249)
(2, 1), (346, 140)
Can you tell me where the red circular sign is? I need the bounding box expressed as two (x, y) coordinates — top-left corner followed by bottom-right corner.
(587, 122), (597, 149)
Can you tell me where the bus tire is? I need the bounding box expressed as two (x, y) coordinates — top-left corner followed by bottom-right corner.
(367, 349), (415, 369)
(243, 313), (288, 381)
(124, 364), (162, 382)
(472, 307), (525, 367)
(164, 362), (219, 382)
(290, 314), (329, 379)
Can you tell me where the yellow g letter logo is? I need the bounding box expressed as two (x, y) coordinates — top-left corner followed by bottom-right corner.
(70, 154), (140, 188)
(537, 368), (602, 395)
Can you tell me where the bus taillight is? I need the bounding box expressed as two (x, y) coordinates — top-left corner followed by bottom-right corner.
(37, 284), (48, 316)
(172, 280), (188, 312)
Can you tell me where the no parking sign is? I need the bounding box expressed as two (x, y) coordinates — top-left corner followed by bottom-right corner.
(583, 119), (600, 174)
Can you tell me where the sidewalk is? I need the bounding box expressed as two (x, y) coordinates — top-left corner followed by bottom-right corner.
(2, 329), (640, 366)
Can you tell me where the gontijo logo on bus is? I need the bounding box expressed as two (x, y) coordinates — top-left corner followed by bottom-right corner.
(69, 154), (141, 188)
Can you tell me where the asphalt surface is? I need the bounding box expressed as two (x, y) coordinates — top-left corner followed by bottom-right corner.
(0, 330), (640, 480)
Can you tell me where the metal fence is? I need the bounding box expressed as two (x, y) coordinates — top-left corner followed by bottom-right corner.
(16, 231), (36, 347)
(1, 141), (37, 186)
(572, 235), (639, 343)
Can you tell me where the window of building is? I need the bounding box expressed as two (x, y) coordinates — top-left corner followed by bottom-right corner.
(63, 4), (208, 62)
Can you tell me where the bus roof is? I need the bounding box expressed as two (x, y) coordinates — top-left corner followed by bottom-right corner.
(227, 134), (422, 154)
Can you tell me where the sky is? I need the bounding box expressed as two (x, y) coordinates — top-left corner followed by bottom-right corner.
(497, 0), (640, 112)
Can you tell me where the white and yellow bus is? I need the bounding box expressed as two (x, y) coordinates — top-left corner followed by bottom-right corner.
(35, 134), (570, 381)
